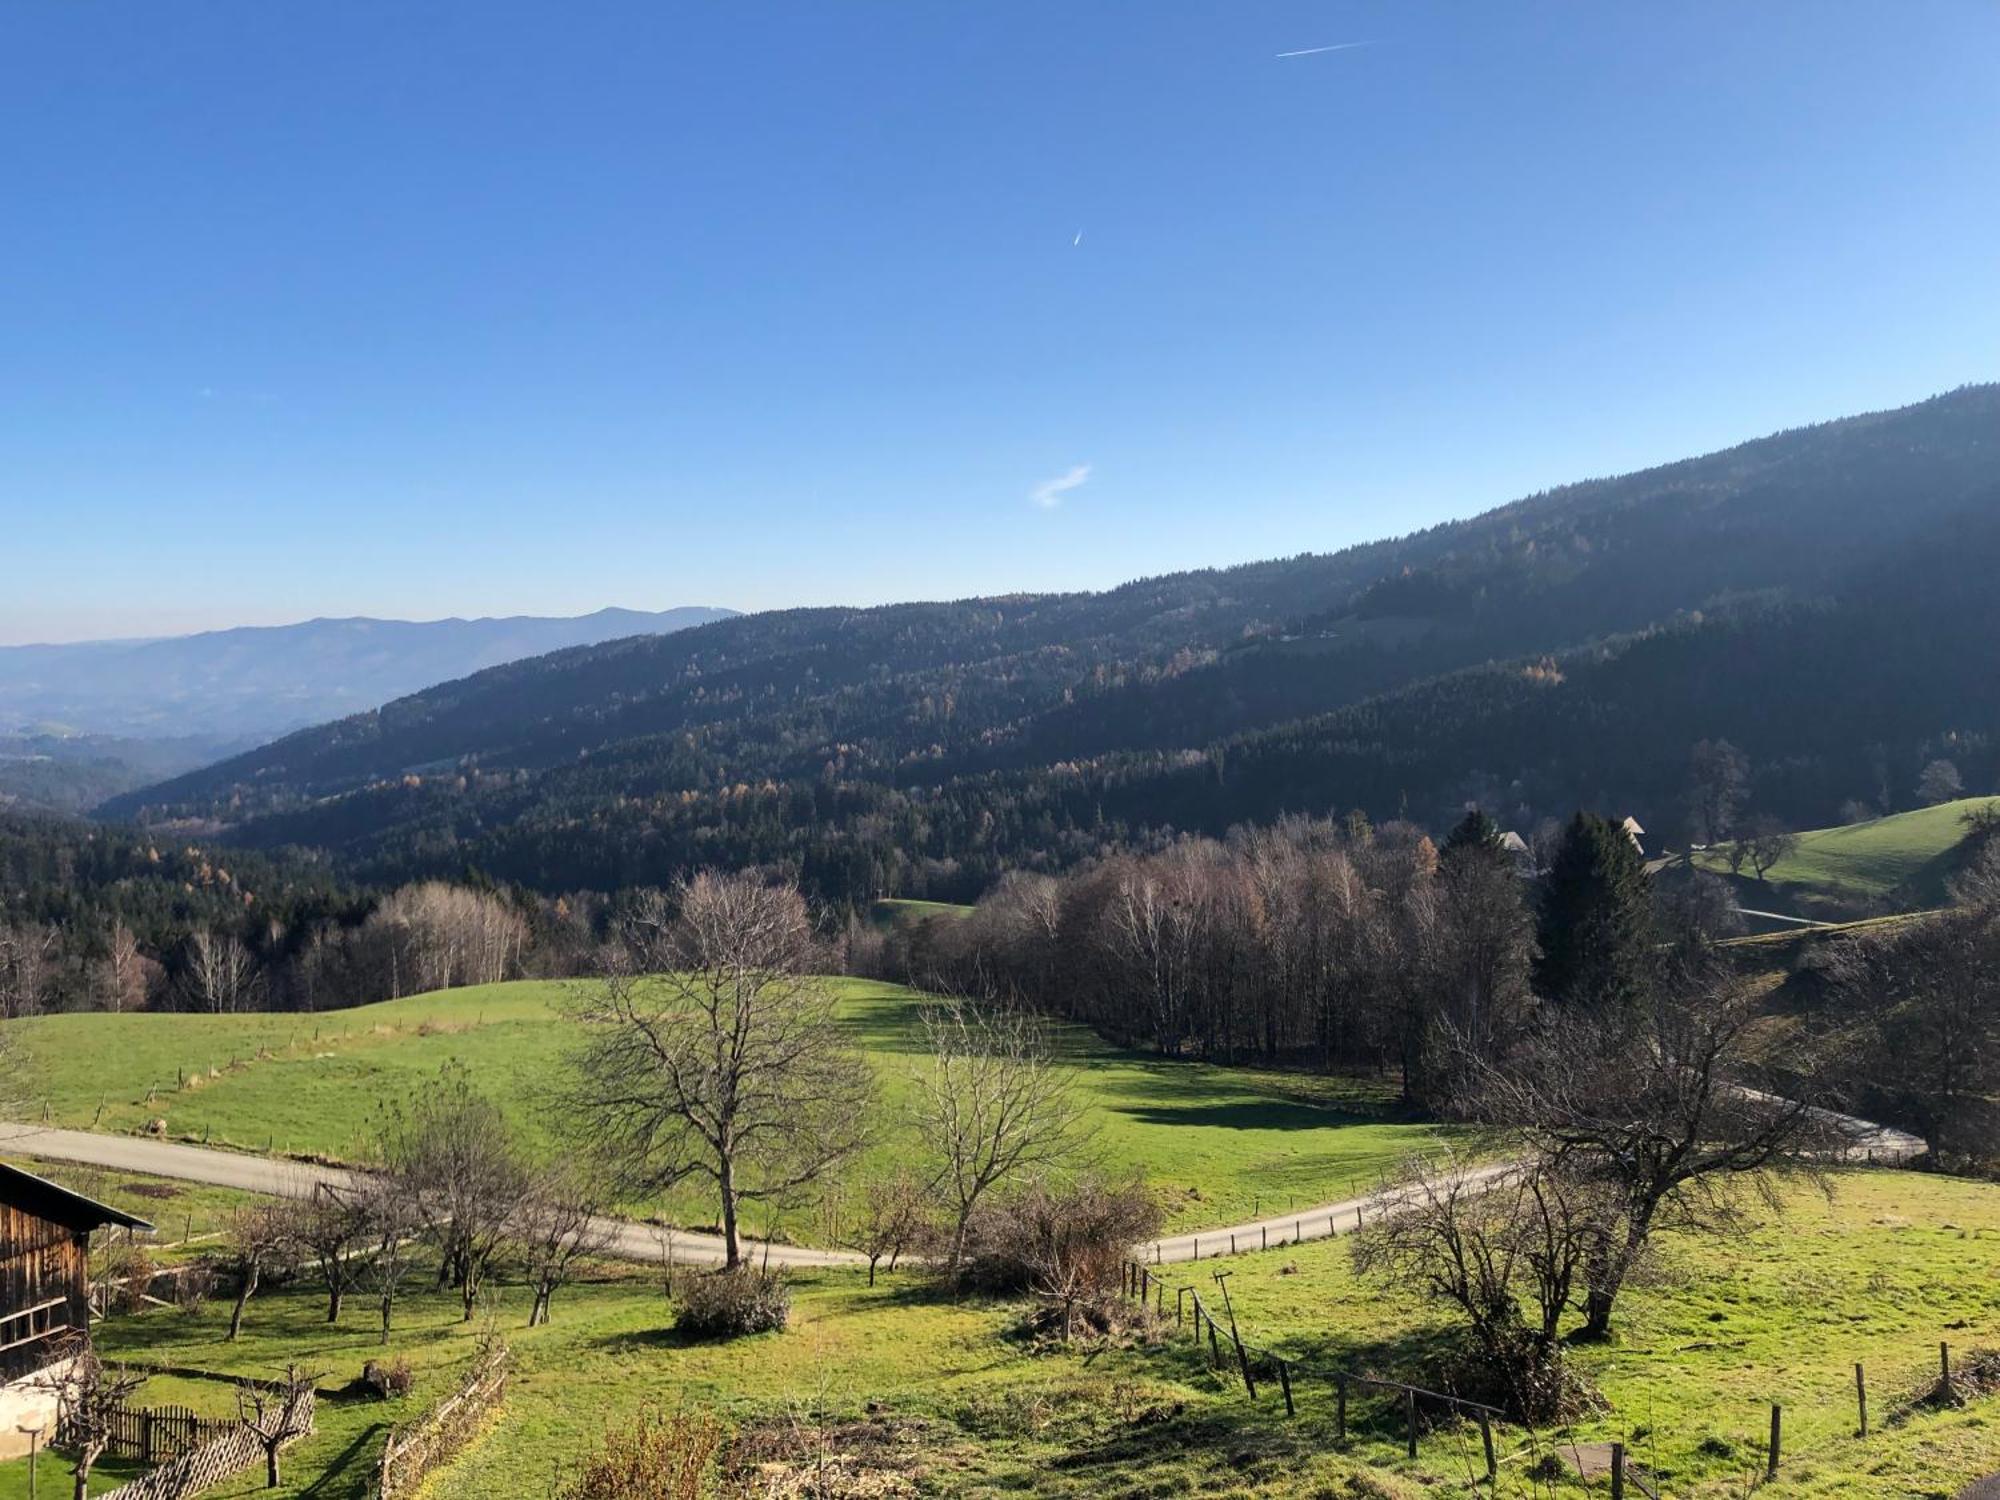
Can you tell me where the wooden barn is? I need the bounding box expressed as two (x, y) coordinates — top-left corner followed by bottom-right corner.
(1, 1160), (152, 1456)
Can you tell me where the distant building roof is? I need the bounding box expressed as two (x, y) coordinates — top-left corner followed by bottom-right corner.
(0, 1161), (153, 1234)
(1621, 816), (1645, 836)
(1498, 831), (1530, 853)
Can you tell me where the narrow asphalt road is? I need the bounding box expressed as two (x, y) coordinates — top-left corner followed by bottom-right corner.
(1, 1121), (1487, 1272)
(1, 1104), (1923, 1273)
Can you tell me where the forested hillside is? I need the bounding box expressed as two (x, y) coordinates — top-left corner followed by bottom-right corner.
(102, 386), (2000, 904)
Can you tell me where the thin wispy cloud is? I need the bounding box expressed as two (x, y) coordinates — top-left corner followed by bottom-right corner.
(1030, 464), (1091, 510)
(1275, 41), (1370, 58)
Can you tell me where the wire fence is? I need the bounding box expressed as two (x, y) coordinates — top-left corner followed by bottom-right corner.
(1121, 1258), (1987, 1497)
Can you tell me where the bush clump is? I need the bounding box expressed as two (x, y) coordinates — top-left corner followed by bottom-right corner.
(360, 1357), (414, 1399)
(959, 1177), (1164, 1341)
(557, 1408), (723, 1500)
(673, 1267), (791, 1339)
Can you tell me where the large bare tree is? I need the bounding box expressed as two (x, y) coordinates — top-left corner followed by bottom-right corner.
(568, 872), (872, 1268)
(1470, 955), (1836, 1338)
(914, 999), (1085, 1277)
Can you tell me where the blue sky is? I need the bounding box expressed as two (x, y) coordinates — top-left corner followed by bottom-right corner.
(4, 1), (1998, 644)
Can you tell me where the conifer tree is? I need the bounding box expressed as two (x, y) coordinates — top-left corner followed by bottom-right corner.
(1534, 812), (1654, 1015)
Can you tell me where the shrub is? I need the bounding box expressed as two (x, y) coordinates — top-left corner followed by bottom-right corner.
(101, 1243), (156, 1315)
(557, 1408), (723, 1500)
(672, 1267), (791, 1339)
(361, 1357), (414, 1399)
(959, 1177), (1164, 1340)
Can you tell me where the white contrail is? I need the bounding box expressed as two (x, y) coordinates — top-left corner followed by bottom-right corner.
(1275, 41), (1369, 58)
(1073, 230), (1083, 247)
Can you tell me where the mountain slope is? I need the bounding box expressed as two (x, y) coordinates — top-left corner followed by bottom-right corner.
(0, 606), (737, 742)
(104, 386), (2000, 903)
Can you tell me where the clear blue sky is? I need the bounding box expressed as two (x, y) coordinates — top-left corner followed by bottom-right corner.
(5, 1), (1998, 644)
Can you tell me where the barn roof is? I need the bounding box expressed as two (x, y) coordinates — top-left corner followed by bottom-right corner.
(0, 1161), (154, 1233)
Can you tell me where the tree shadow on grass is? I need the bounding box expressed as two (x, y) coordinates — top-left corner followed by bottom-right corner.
(1115, 1098), (1375, 1132)
(292, 1418), (391, 1500)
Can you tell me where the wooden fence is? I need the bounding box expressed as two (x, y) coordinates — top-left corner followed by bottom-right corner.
(1124, 1259), (1984, 1497)
(374, 1345), (509, 1498)
(78, 1390), (315, 1500)
(63, 1401), (241, 1464)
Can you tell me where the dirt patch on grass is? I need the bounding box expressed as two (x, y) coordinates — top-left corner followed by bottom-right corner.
(725, 1413), (961, 1498)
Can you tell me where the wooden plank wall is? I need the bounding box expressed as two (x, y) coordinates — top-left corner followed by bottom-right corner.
(1, 1204), (87, 1382)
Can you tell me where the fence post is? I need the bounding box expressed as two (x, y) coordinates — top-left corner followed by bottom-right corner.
(1208, 1314), (1222, 1369)
(1405, 1387), (1418, 1459)
(1856, 1361), (1868, 1436)
(1278, 1358), (1294, 1417)
(1294, 1217), (1302, 1242)
(1177, 1286), (1187, 1326)
(1942, 1341), (1954, 1400)
(1230, 1232), (1237, 1255)
(1335, 1373), (1348, 1445)
(1610, 1441), (1625, 1500)
(1767, 1403), (1782, 1480)
(142, 1409), (154, 1464)
(1261, 1225), (1267, 1251)
(1480, 1411), (1496, 1482)
(1212, 1272), (1256, 1398)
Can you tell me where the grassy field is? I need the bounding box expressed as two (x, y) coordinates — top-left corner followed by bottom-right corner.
(869, 897), (975, 928)
(1696, 795), (2000, 916)
(38, 1166), (2000, 1499)
(3, 979), (1447, 1237)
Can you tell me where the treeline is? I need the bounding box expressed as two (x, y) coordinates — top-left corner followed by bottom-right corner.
(0, 810), (627, 1017)
(867, 809), (1713, 1109)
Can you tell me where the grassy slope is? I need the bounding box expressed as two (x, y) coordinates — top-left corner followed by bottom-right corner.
(4, 979), (1446, 1237)
(60, 1168), (2000, 1499)
(1204, 1168), (2000, 1497)
(1697, 795), (2000, 914)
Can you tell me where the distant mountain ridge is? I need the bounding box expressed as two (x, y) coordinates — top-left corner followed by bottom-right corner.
(103, 386), (2000, 906)
(0, 606), (738, 743)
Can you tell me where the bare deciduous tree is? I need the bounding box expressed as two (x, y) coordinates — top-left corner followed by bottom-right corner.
(223, 1203), (290, 1341)
(914, 999), (1085, 1277)
(365, 882), (528, 997)
(569, 872), (872, 1268)
(183, 928), (260, 1013)
(384, 1063), (527, 1321)
(821, 1170), (932, 1286)
(515, 1166), (614, 1326)
(1744, 816), (1799, 882)
(40, 1337), (144, 1500)
(1353, 1156), (1601, 1418)
(279, 1186), (370, 1323)
(352, 1168), (427, 1344)
(1470, 957), (1835, 1338)
(0, 921), (57, 1019)
(236, 1365), (320, 1488)
(99, 922), (149, 1013)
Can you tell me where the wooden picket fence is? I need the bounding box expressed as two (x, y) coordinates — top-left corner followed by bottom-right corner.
(63, 1401), (240, 1464)
(78, 1390), (315, 1500)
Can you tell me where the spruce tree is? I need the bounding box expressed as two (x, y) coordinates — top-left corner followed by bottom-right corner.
(1534, 811), (1654, 1014)
(1444, 808), (1503, 857)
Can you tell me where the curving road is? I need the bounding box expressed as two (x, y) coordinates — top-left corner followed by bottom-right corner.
(0, 1103), (1922, 1273)
(1, 1121), (1492, 1272)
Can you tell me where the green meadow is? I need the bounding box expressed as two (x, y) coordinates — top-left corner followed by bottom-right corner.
(15, 1166), (1997, 1499)
(1698, 795), (2000, 915)
(4, 979), (1448, 1237)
